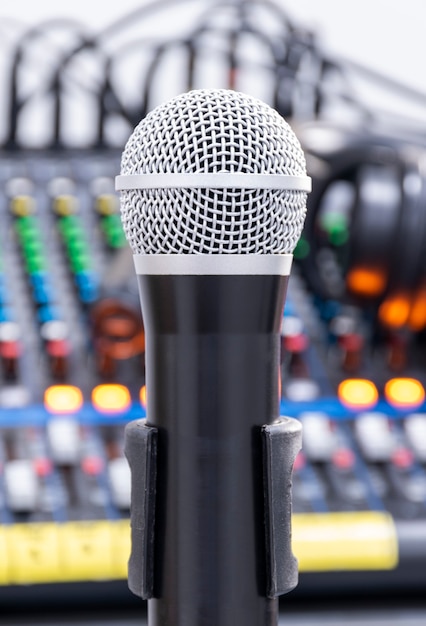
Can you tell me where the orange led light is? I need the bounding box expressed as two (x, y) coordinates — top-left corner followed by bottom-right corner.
(338, 378), (379, 410)
(384, 378), (425, 410)
(408, 287), (426, 331)
(92, 384), (131, 414)
(140, 385), (147, 408)
(378, 293), (410, 328)
(44, 385), (83, 414)
(346, 267), (386, 297)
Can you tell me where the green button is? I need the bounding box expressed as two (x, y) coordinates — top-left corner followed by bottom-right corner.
(294, 237), (310, 260)
(108, 229), (127, 248)
(22, 239), (43, 258)
(67, 239), (87, 256)
(70, 254), (90, 273)
(16, 217), (38, 240)
(26, 254), (46, 273)
(59, 216), (83, 240)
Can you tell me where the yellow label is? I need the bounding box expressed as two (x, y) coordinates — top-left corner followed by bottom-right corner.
(7, 523), (60, 584)
(58, 521), (116, 581)
(110, 518), (131, 579)
(0, 512), (399, 585)
(292, 511), (398, 571)
(0, 526), (9, 583)
(0, 520), (130, 585)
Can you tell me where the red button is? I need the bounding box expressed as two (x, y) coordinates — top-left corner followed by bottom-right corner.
(332, 447), (355, 470)
(392, 447), (414, 469)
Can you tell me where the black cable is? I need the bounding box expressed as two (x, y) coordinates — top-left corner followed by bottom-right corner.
(95, 0), (218, 44)
(49, 38), (111, 149)
(4, 0), (220, 148)
(4, 18), (89, 148)
(4, 0), (426, 149)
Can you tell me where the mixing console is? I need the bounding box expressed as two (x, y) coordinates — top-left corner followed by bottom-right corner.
(0, 147), (425, 592)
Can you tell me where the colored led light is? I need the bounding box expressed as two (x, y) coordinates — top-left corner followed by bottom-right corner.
(16, 222), (38, 242)
(60, 216), (82, 239)
(37, 305), (59, 323)
(0, 340), (21, 359)
(17, 214), (36, 227)
(22, 239), (43, 258)
(81, 456), (104, 475)
(346, 267), (386, 297)
(33, 283), (52, 305)
(293, 237), (310, 260)
(67, 239), (87, 255)
(332, 447), (355, 470)
(96, 194), (119, 215)
(338, 378), (379, 410)
(0, 307), (14, 322)
(46, 339), (70, 358)
(378, 293), (411, 328)
(321, 214), (349, 247)
(111, 229), (127, 248)
(293, 450), (305, 471)
(34, 457), (53, 477)
(384, 378), (425, 410)
(92, 384), (131, 414)
(101, 215), (116, 230)
(106, 231), (127, 249)
(70, 254), (90, 273)
(11, 195), (35, 216)
(54, 195), (78, 216)
(44, 384), (83, 414)
(391, 447), (414, 469)
(140, 385), (147, 408)
(101, 215), (127, 248)
(409, 288), (426, 332)
(76, 272), (99, 302)
(26, 255), (46, 274)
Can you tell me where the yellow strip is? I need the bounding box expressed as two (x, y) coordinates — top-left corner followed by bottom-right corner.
(0, 512), (398, 585)
(0, 520), (130, 585)
(59, 520), (119, 582)
(0, 526), (9, 584)
(8, 523), (60, 584)
(292, 511), (398, 571)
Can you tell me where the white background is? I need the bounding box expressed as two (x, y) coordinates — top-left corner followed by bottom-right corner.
(1, 0), (425, 146)
(1, 0), (424, 88)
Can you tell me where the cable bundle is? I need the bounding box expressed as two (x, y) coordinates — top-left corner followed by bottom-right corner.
(2, 0), (423, 150)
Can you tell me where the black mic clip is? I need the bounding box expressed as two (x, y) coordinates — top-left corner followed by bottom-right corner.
(124, 415), (302, 601)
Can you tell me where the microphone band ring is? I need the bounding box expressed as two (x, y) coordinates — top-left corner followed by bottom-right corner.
(132, 253), (293, 276)
(115, 173), (312, 192)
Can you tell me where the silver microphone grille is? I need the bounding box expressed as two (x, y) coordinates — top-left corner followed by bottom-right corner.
(118, 89), (309, 255)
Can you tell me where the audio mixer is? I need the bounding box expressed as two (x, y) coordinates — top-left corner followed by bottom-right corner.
(0, 134), (425, 595)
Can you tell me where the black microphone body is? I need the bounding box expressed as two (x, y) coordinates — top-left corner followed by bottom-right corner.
(139, 273), (288, 626)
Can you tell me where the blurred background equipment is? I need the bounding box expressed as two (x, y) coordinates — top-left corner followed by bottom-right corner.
(1, 0), (426, 622)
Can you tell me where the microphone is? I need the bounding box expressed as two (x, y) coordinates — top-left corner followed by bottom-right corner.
(116, 89), (311, 626)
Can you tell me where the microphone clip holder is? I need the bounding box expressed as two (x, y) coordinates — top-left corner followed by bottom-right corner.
(124, 415), (302, 601)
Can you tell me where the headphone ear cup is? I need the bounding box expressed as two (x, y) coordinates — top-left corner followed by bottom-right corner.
(348, 153), (426, 306)
(298, 138), (400, 302)
(346, 163), (402, 300)
(390, 156), (426, 294)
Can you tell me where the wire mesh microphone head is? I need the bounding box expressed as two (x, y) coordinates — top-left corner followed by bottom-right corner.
(119, 89), (309, 254)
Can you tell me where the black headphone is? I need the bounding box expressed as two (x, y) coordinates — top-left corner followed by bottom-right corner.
(297, 121), (426, 315)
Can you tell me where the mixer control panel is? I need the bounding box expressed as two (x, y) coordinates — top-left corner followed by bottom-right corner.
(0, 150), (425, 588)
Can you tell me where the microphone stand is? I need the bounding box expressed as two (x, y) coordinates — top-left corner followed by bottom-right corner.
(125, 270), (301, 626)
